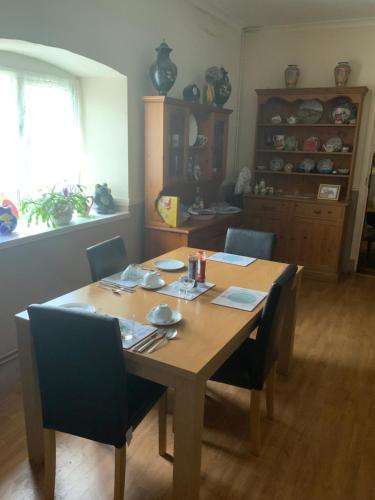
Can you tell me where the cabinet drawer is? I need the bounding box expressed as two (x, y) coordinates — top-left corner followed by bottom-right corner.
(245, 198), (290, 214)
(294, 203), (345, 221)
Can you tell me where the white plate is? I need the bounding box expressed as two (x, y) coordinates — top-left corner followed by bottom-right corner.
(215, 206), (242, 215)
(140, 279), (166, 290)
(146, 310), (182, 326)
(154, 259), (185, 271)
(60, 302), (96, 313)
(188, 114), (198, 146)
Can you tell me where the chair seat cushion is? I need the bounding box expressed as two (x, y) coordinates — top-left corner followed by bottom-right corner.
(211, 339), (256, 390)
(127, 374), (166, 430)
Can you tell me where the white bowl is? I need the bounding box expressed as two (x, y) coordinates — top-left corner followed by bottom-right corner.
(150, 304), (172, 323)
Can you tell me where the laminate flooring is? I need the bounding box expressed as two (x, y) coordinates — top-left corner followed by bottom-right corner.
(1, 275), (374, 499)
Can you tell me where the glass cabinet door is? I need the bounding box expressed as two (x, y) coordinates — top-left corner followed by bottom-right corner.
(165, 106), (188, 181)
(212, 115), (228, 178)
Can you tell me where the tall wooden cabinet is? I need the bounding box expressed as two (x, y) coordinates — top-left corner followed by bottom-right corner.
(143, 96), (240, 258)
(244, 87), (368, 279)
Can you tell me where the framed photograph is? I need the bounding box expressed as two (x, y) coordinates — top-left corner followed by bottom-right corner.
(317, 184), (341, 201)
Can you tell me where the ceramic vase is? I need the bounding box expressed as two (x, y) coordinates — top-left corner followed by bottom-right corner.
(149, 40), (177, 96)
(334, 62), (351, 87)
(0, 204), (18, 234)
(284, 65), (300, 88)
(214, 67), (231, 108)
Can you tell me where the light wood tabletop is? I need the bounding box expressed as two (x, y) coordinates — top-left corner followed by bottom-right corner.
(15, 247), (302, 500)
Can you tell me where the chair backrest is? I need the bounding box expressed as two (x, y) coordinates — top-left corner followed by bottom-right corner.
(28, 304), (128, 448)
(86, 236), (128, 282)
(224, 228), (276, 260)
(250, 263), (298, 389)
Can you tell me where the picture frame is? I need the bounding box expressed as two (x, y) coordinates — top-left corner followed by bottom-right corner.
(317, 184), (341, 201)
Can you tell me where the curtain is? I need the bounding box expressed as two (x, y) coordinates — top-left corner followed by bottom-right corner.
(0, 68), (82, 205)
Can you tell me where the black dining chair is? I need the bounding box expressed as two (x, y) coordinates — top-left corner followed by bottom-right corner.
(86, 236), (128, 282)
(224, 228), (276, 260)
(28, 304), (167, 500)
(209, 263), (297, 455)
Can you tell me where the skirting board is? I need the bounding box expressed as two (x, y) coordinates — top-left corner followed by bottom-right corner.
(0, 349), (18, 366)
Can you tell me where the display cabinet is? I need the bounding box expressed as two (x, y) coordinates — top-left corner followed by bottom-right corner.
(244, 87), (368, 279)
(143, 96), (238, 259)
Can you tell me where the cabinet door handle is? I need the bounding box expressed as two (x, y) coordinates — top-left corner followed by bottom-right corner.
(327, 211), (333, 214)
(313, 209), (322, 215)
(262, 206), (276, 211)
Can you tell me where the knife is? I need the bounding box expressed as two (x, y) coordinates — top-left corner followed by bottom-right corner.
(134, 331), (164, 353)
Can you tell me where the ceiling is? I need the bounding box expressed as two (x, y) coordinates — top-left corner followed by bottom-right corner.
(193, 0), (375, 29)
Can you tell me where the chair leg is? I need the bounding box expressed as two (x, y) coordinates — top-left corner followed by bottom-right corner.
(114, 444), (126, 500)
(250, 390), (261, 456)
(266, 364), (275, 420)
(158, 392), (168, 457)
(43, 428), (56, 500)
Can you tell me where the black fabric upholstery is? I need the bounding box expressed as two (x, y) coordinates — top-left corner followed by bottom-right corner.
(211, 263), (297, 391)
(28, 305), (165, 448)
(86, 236), (128, 282)
(224, 228), (276, 260)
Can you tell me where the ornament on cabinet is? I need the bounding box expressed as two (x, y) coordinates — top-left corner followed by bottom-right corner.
(183, 84), (200, 102)
(334, 62), (351, 87)
(284, 64), (300, 88)
(149, 40), (177, 96)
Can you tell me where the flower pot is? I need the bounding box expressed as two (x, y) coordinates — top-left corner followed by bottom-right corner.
(51, 203), (73, 227)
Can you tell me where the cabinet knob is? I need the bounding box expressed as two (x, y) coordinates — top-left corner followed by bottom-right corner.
(314, 209), (322, 215)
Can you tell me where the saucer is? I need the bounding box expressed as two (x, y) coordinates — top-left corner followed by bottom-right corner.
(146, 309), (182, 326)
(140, 278), (166, 290)
(60, 302), (96, 313)
(154, 259), (185, 271)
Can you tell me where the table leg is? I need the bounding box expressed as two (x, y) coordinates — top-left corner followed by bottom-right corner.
(278, 272), (302, 376)
(16, 316), (44, 464)
(173, 377), (205, 500)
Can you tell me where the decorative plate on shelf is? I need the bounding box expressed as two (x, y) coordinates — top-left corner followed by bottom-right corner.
(188, 114), (198, 146)
(330, 97), (356, 124)
(298, 158), (316, 173)
(317, 158), (334, 174)
(297, 99), (323, 124)
(324, 136), (343, 152)
(284, 136), (298, 151)
(269, 157), (284, 171)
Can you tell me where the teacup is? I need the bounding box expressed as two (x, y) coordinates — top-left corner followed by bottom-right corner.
(323, 144), (336, 153)
(151, 304), (172, 323)
(143, 271), (160, 288)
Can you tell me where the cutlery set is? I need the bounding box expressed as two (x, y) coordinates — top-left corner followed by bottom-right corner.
(131, 328), (177, 354)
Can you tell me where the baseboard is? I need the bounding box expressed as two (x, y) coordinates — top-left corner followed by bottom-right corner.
(0, 349), (18, 366)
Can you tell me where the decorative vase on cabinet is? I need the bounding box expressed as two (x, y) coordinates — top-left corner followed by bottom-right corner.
(334, 62), (351, 87)
(284, 64), (300, 88)
(149, 40), (177, 96)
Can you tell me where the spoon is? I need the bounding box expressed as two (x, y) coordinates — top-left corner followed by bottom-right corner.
(147, 328), (178, 353)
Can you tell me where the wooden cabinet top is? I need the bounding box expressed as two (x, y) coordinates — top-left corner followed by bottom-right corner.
(255, 86), (368, 104)
(143, 96), (233, 115)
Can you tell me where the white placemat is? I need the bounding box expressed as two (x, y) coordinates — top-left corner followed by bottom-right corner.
(157, 280), (215, 301)
(118, 317), (157, 349)
(211, 286), (267, 312)
(207, 252), (256, 267)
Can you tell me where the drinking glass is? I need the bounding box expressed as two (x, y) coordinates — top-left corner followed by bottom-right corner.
(179, 274), (195, 300)
(122, 313), (136, 342)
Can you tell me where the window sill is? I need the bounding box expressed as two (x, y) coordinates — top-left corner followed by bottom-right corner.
(0, 210), (130, 251)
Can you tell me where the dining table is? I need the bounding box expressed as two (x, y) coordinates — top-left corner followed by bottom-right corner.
(15, 246), (303, 500)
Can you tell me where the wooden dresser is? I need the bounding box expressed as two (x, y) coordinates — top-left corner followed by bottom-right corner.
(143, 96), (239, 259)
(244, 86), (368, 279)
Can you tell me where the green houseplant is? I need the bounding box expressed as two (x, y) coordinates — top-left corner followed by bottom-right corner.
(21, 185), (90, 227)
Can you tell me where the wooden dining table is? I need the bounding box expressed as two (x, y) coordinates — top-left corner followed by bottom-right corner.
(15, 247), (302, 500)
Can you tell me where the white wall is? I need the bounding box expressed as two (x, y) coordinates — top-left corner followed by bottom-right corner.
(0, 0), (241, 361)
(239, 23), (375, 264)
(80, 77), (128, 204)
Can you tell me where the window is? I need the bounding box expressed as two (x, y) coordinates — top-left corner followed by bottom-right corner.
(0, 68), (82, 205)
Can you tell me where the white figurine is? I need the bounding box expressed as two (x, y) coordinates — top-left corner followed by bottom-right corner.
(234, 166), (252, 195)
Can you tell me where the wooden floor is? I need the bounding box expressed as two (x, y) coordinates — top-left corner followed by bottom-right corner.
(1, 275), (375, 499)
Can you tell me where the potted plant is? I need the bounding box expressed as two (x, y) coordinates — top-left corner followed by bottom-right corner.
(21, 185), (90, 227)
